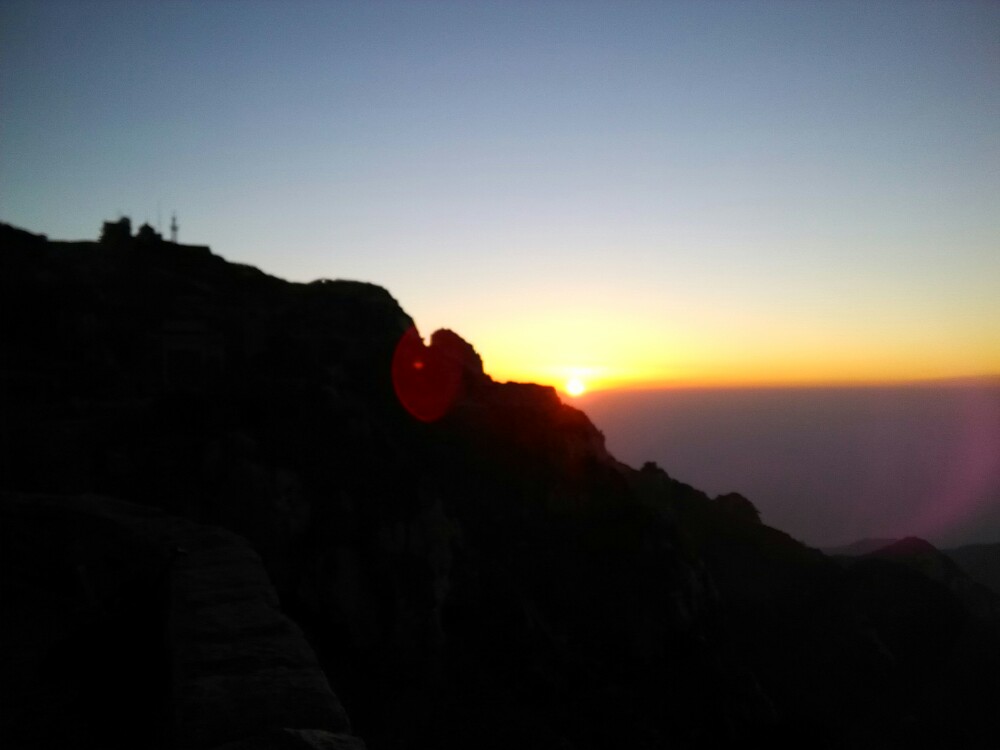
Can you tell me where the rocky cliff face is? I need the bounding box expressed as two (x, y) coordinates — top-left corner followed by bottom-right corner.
(0, 492), (364, 750)
(3, 221), (998, 749)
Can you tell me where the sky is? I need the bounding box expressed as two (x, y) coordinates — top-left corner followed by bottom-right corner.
(2, 0), (998, 392)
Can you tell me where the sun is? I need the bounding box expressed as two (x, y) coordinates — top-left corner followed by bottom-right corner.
(565, 376), (587, 397)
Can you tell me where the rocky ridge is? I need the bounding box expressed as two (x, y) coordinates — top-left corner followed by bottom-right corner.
(2, 221), (999, 748)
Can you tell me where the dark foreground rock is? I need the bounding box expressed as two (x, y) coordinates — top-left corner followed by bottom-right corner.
(0, 492), (364, 750)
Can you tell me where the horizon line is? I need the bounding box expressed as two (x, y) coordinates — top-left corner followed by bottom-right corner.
(556, 373), (1000, 396)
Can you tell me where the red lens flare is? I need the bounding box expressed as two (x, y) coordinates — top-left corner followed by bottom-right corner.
(391, 327), (463, 422)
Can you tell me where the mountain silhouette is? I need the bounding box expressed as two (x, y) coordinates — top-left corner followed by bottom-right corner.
(2, 220), (998, 749)
(945, 543), (1000, 597)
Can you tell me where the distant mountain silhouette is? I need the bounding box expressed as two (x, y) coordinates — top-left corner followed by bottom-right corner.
(945, 543), (1000, 597)
(2, 220), (999, 749)
(862, 537), (1000, 619)
(825, 536), (1000, 620)
(824, 538), (902, 557)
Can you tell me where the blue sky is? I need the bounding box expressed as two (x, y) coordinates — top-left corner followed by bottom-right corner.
(2, 0), (998, 387)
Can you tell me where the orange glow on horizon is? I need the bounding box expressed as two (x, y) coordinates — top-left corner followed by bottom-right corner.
(475, 339), (1000, 394)
(415, 287), (1000, 394)
(487, 362), (1000, 394)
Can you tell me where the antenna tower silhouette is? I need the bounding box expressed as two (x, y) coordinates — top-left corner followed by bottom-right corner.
(170, 213), (178, 243)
